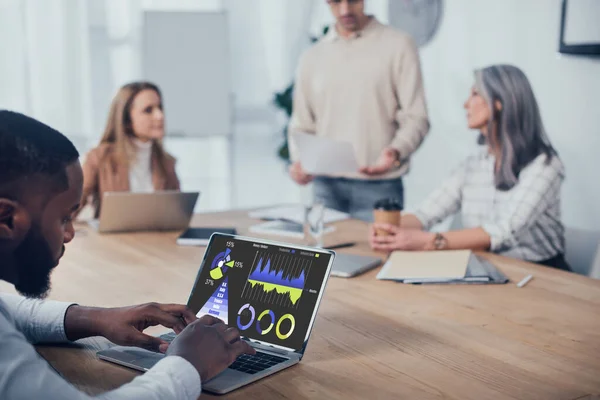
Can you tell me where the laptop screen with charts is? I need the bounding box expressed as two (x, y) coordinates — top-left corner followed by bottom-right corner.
(96, 234), (334, 394)
(187, 233), (335, 353)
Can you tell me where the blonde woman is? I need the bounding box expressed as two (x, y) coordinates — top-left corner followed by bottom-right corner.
(79, 81), (180, 217)
(370, 65), (569, 270)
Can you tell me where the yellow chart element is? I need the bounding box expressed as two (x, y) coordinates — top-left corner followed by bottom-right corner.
(248, 280), (302, 305)
(210, 260), (235, 280)
(210, 268), (223, 280)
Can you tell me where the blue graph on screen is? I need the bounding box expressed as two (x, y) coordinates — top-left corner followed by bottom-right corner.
(248, 258), (306, 289)
(242, 252), (311, 308)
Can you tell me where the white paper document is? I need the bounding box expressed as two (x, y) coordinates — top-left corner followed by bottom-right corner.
(249, 220), (336, 239)
(291, 132), (360, 175)
(248, 205), (349, 225)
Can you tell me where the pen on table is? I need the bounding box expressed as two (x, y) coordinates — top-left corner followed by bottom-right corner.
(326, 242), (356, 250)
(516, 274), (533, 288)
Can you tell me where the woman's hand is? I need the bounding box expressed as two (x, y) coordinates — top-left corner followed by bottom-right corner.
(369, 223), (435, 252)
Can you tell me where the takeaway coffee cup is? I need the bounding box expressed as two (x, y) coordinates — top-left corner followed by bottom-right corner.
(373, 198), (402, 236)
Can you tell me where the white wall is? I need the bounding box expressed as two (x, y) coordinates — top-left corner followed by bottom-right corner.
(227, 0), (389, 111)
(404, 0), (600, 230)
(0, 0), (93, 143)
(87, 0), (227, 140)
(223, 0), (314, 111)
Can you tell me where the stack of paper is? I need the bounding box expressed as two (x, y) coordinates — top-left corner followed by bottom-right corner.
(248, 220), (335, 239)
(248, 205), (349, 225)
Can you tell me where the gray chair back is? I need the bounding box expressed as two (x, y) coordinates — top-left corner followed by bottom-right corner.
(565, 227), (600, 278)
(449, 215), (600, 279)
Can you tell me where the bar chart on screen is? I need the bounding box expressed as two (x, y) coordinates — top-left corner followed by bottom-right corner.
(241, 252), (312, 309)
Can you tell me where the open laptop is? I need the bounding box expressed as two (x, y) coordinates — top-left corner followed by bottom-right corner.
(90, 191), (199, 233)
(97, 233), (335, 394)
(330, 253), (382, 278)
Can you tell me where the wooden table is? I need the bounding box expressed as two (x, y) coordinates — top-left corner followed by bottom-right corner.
(3, 210), (600, 399)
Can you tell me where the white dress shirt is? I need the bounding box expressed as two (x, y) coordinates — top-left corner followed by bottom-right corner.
(0, 293), (201, 400)
(129, 139), (154, 193)
(413, 148), (565, 262)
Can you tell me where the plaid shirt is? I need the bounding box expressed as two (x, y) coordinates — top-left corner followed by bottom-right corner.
(413, 148), (565, 262)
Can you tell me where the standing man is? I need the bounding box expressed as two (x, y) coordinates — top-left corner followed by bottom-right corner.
(288, 0), (430, 221)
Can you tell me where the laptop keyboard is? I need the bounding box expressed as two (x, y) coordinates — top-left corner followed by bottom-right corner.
(159, 331), (288, 374)
(229, 352), (288, 374)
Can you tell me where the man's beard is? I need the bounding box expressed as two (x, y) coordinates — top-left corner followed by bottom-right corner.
(13, 227), (61, 299)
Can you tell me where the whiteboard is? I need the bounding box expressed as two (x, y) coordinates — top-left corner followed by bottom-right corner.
(143, 11), (232, 137)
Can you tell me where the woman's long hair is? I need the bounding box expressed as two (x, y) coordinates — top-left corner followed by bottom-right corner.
(99, 81), (171, 175)
(474, 65), (557, 190)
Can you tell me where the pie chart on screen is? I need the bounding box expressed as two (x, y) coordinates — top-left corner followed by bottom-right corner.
(210, 248), (235, 280)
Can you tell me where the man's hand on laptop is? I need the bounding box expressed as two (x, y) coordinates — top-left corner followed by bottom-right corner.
(167, 315), (256, 382)
(65, 302), (197, 352)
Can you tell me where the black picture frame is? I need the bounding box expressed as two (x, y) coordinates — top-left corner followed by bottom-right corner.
(558, 0), (600, 56)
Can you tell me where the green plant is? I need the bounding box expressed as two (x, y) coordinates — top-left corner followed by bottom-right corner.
(274, 83), (294, 161)
(274, 26), (329, 162)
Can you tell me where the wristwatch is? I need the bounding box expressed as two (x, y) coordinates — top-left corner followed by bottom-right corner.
(433, 233), (448, 250)
(391, 149), (401, 168)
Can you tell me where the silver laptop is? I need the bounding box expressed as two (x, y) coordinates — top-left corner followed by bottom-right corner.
(97, 233), (335, 394)
(91, 191), (199, 233)
(330, 253), (382, 278)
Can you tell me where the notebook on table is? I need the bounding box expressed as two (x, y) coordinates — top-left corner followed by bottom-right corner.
(376, 250), (508, 284)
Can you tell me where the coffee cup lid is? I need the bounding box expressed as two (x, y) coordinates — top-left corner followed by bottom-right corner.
(374, 198), (402, 211)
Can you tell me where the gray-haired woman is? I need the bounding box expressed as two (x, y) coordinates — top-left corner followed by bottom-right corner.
(369, 64), (570, 271)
